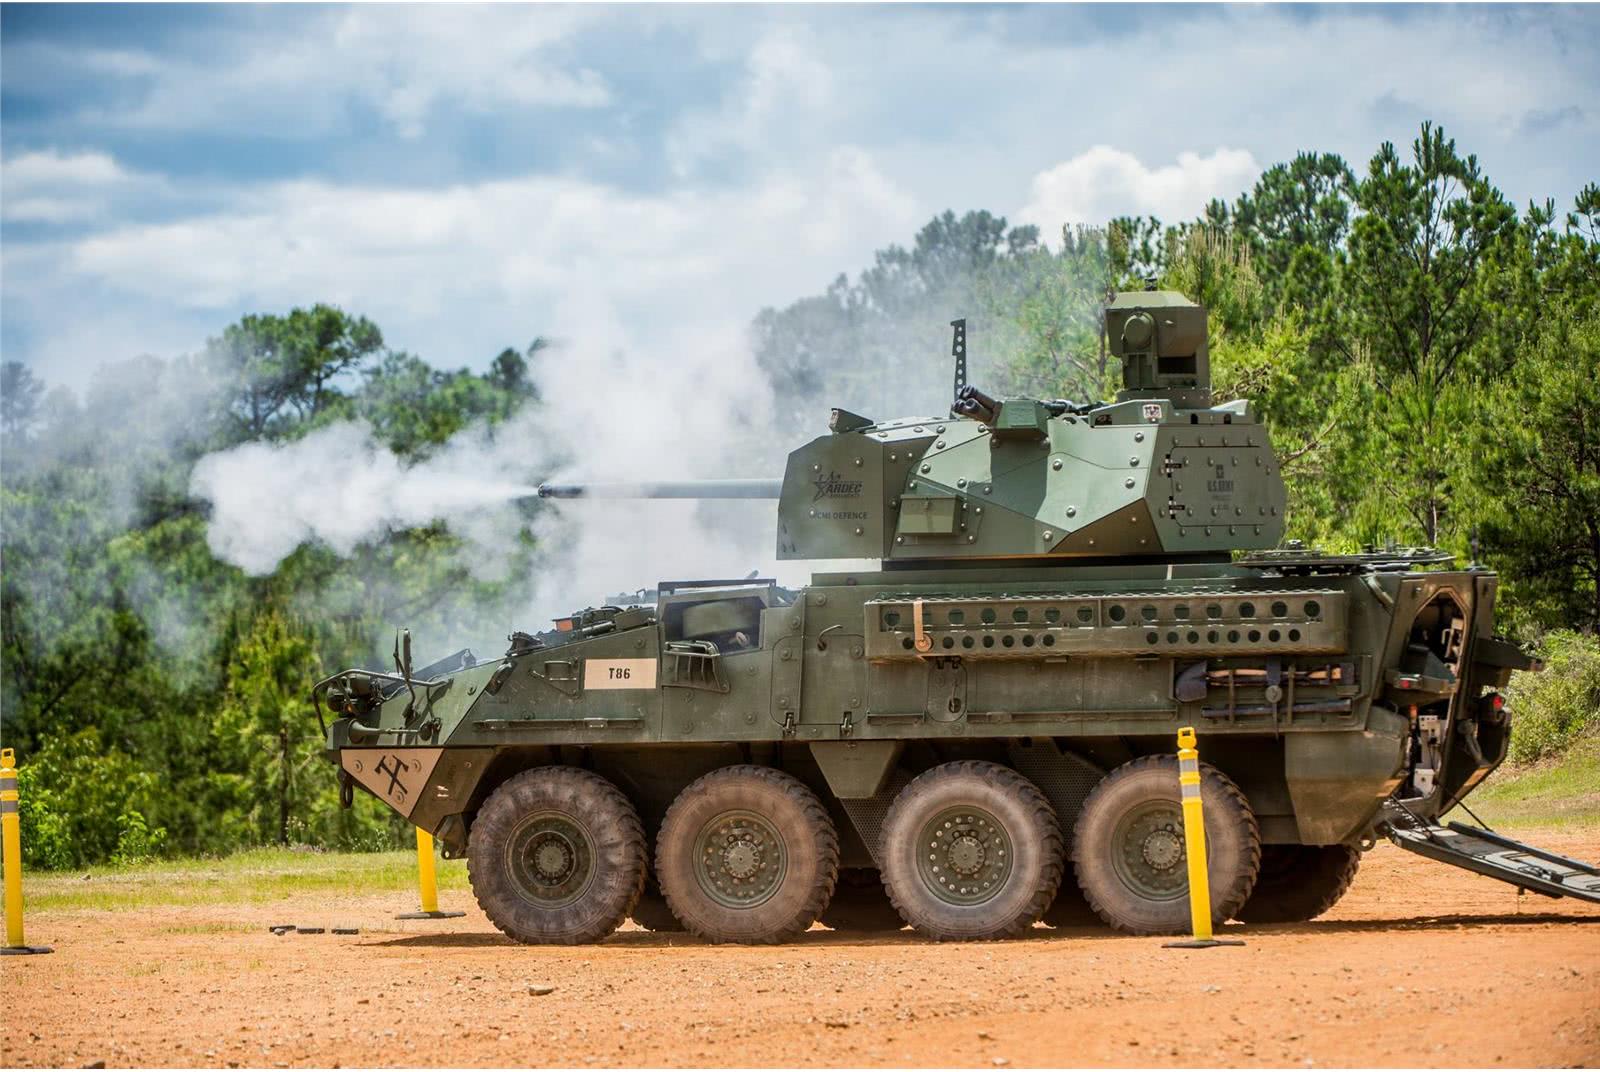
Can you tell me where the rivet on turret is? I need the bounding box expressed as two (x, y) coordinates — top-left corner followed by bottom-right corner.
(896, 536), (904, 544)
(1043, 530), (1053, 541)
(855, 457), (863, 466)
(914, 426), (924, 433)
(974, 506), (983, 514)
(1204, 527), (1212, 536)
(1129, 457), (1140, 467)
(855, 527), (863, 535)
(1088, 539), (1096, 547)
(1229, 526), (1236, 535)
(920, 464), (931, 473)
(1134, 432), (1145, 443)
(1124, 478), (1135, 488)
(809, 509), (817, 517)
(813, 464), (821, 472)
(889, 452), (898, 462)
(936, 441), (944, 449)
(1271, 507), (1279, 516)
(1051, 460), (1062, 471)
(957, 478), (968, 488)
(1235, 507), (1243, 516)
(1066, 506), (1077, 517)
(967, 535), (976, 543)
(983, 485), (991, 493)
(937, 426), (945, 434)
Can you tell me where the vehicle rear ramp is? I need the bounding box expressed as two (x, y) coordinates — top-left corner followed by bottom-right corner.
(1381, 802), (1600, 904)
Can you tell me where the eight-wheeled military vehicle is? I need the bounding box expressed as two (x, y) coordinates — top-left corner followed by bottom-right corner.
(315, 291), (1594, 946)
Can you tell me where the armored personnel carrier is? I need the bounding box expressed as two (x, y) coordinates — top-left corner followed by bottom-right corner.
(315, 291), (1593, 945)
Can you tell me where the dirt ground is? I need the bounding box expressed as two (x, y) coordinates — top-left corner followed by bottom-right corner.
(4, 830), (1598, 1069)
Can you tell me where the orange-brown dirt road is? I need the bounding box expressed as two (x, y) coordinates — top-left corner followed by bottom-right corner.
(4, 830), (1598, 1069)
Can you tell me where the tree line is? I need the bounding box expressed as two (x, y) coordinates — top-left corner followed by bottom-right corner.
(2, 121), (1595, 867)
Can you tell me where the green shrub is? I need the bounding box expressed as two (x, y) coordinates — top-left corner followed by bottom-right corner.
(13, 728), (169, 870)
(1504, 630), (1600, 764)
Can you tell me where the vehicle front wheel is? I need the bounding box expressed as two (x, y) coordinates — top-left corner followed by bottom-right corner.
(1073, 756), (1259, 935)
(467, 767), (647, 945)
(879, 761), (1063, 941)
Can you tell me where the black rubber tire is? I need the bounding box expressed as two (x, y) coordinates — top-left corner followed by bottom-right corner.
(467, 766), (647, 945)
(1235, 844), (1361, 924)
(629, 877), (686, 932)
(880, 761), (1064, 941)
(656, 765), (839, 944)
(819, 868), (905, 932)
(1042, 865), (1101, 928)
(1073, 756), (1260, 936)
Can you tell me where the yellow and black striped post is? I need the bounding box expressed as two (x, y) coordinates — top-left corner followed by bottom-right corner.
(2, 748), (54, 955)
(1164, 728), (1244, 950)
(395, 827), (464, 921)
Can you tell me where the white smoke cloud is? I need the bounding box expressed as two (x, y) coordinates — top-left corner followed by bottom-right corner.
(188, 299), (813, 630)
(189, 419), (541, 576)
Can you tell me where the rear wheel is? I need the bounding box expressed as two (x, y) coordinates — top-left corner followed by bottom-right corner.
(656, 766), (838, 944)
(819, 868), (904, 931)
(880, 761), (1063, 941)
(1073, 756), (1259, 935)
(1235, 844), (1360, 923)
(467, 767), (646, 945)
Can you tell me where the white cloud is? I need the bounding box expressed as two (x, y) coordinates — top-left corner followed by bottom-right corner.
(1016, 146), (1261, 235)
(8, 145), (921, 382)
(38, 7), (611, 140)
(666, 25), (838, 178)
(0, 149), (167, 222)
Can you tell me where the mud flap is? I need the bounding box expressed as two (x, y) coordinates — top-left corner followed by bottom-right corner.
(1381, 802), (1600, 903)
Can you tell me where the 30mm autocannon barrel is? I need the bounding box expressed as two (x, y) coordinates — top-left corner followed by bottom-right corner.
(536, 479), (783, 500)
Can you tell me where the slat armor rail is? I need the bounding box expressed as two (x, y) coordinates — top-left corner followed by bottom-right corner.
(864, 590), (1347, 660)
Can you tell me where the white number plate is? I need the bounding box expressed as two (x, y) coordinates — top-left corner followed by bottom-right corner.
(583, 658), (658, 690)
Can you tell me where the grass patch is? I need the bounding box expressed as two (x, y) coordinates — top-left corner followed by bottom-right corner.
(1450, 732), (1600, 830)
(24, 846), (469, 914)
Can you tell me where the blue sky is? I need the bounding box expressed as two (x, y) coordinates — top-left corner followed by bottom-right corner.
(3, 3), (1596, 387)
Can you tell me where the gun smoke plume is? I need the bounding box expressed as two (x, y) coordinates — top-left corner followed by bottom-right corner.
(187, 308), (802, 650)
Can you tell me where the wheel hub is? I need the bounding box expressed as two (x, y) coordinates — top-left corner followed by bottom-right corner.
(1141, 827), (1184, 871)
(917, 808), (1012, 906)
(694, 811), (788, 909)
(530, 835), (576, 883)
(721, 837), (763, 879)
(947, 834), (986, 876)
(1112, 802), (1190, 901)
(505, 811), (596, 909)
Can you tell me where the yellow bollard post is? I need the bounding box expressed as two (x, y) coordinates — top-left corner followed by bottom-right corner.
(2, 748), (54, 955)
(1163, 728), (1244, 950)
(395, 826), (464, 920)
